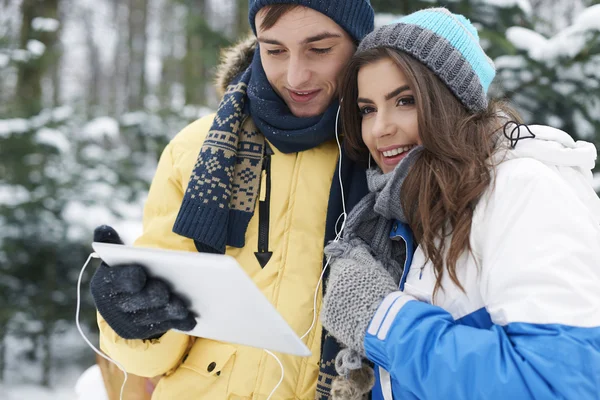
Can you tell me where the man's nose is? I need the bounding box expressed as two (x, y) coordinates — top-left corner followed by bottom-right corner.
(287, 55), (311, 89)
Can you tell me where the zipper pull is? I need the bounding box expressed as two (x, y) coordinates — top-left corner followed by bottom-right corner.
(259, 169), (267, 201)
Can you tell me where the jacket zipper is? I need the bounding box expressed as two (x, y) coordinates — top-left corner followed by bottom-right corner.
(255, 142), (274, 268)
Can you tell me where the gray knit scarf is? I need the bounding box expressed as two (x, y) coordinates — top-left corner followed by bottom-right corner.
(334, 147), (422, 280)
(325, 146), (422, 400)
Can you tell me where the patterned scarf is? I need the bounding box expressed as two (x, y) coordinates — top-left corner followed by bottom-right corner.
(173, 44), (369, 399)
(173, 48), (338, 254)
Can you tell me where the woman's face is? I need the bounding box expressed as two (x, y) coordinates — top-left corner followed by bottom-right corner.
(357, 57), (421, 174)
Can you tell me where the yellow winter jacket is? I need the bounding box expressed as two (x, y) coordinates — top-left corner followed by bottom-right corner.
(98, 113), (340, 397)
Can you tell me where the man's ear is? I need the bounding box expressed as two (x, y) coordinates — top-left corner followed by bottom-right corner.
(93, 225), (124, 245)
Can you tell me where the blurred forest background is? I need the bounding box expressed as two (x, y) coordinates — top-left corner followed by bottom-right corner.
(1, 0), (599, 397)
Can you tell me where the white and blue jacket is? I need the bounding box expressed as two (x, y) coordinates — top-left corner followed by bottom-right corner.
(366, 126), (600, 400)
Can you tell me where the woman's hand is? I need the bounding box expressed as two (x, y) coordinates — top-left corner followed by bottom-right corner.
(321, 242), (398, 355)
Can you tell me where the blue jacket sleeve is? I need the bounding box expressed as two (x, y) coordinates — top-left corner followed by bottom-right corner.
(365, 297), (600, 399)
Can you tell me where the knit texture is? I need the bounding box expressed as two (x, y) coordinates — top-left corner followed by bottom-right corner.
(322, 243), (397, 355)
(320, 149), (420, 396)
(316, 146), (370, 400)
(174, 45), (341, 253)
(321, 147), (422, 354)
(248, 0), (375, 42)
(173, 36), (370, 399)
(248, 49), (342, 153)
(358, 8), (496, 112)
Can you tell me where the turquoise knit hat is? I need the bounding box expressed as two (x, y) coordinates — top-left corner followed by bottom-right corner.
(358, 8), (496, 112)
(249, 0), (375, 42)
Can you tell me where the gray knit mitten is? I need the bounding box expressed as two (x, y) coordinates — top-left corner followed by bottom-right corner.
(321, 241), (398, 355)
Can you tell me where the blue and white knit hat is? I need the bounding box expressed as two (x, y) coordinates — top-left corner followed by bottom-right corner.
(248, 0), (375, 42)
(358, 8), (496, 112)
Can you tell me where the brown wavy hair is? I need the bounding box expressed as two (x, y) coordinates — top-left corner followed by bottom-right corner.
(340, 47), (521, 299)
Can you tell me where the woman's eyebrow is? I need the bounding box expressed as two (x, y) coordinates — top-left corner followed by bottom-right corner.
(385, 85), (410, 100)
(357, 85), (411, 104)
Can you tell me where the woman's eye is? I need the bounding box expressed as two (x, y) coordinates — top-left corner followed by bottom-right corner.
(359, 106), (375, 116)
(311, 47), (333, 55)
(267, 49), (285, 56)
(396, 96), (415, 106)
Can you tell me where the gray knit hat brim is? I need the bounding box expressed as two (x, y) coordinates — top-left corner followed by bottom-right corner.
(358, 23), (488, 112)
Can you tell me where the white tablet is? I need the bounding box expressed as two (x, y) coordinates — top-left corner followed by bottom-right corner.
(91, 242), (311, 357)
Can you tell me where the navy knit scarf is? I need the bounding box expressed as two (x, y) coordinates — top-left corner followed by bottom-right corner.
(248, 49), (340, 153)
(173, 45), (368, 399)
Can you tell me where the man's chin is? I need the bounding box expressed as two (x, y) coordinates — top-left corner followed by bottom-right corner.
(287, 103), (330, 118)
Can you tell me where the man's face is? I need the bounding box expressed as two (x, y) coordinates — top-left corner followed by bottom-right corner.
(256, 7), (355, 118)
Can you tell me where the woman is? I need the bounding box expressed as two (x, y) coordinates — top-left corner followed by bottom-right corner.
(321, 8), (600, 400)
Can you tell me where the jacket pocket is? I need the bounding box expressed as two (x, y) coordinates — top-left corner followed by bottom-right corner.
(153, 338), (237, 399)
(180, 338), (236, 377)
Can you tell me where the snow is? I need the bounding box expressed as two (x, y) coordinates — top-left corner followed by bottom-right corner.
(0, 118), (29, 137)
(573, 4), (600, 31)
(62, 199), (144, 244)
(11, 49), (30, 62)
(507, 5), (600, 62)
(36, 128), (71, 153)
(74, 365), (109, 400)
(0, 53), (9, 67)
(546, 115), (564, 128)
(0, 184), (31, 206)
(375, 13), (402, 27)
(494, 55), (528, 70)
(594, 173), (600, 192)
(181, 105), (214, 120)
(573, 110), (595, 139)
(506, 26), (547, 55)
(483, 0), (532, 15)
(121, 111), (147, 127)
(1, 325), (96, 400)
(0, 383), (77, 400)
(53, 106), (74, 121)
(27, 39), (46, 57)
(32, 17), (60, 32)
(81, 117), (120, 140)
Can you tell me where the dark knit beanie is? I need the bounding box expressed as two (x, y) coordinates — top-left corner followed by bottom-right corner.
(358, 8), (496, 112)
(248, 0), (375, 42)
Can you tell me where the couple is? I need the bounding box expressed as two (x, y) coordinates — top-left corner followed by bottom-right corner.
(90, 1), (600, 399)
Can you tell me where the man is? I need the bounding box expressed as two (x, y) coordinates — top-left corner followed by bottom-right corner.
(90, 1), (374, 399)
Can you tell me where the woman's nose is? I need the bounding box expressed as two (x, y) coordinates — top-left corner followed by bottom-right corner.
(371, 113), (396, 138)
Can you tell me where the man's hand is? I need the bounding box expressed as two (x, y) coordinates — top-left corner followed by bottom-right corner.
(90, 225), (196, 340)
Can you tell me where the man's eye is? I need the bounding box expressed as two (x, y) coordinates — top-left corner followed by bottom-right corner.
(396, 96), (415, 106)
(311, 47), (333, 55)
(267, 49), (285, 56)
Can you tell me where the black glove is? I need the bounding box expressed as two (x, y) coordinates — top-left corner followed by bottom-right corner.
(90, 225), (197, 340)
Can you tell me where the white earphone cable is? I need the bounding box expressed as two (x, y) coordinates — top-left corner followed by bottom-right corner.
(269, 104), (348, 399)
(77, 105), (349, 400)
(76, 253), (128, 400)
(301, 104), (347, 341)
(264, 349), (285, 400)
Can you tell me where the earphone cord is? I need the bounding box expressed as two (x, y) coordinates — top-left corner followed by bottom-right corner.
(76, 253), (128, 400)
(266, 104), (348, 399)
(77, 104), (349, 400)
